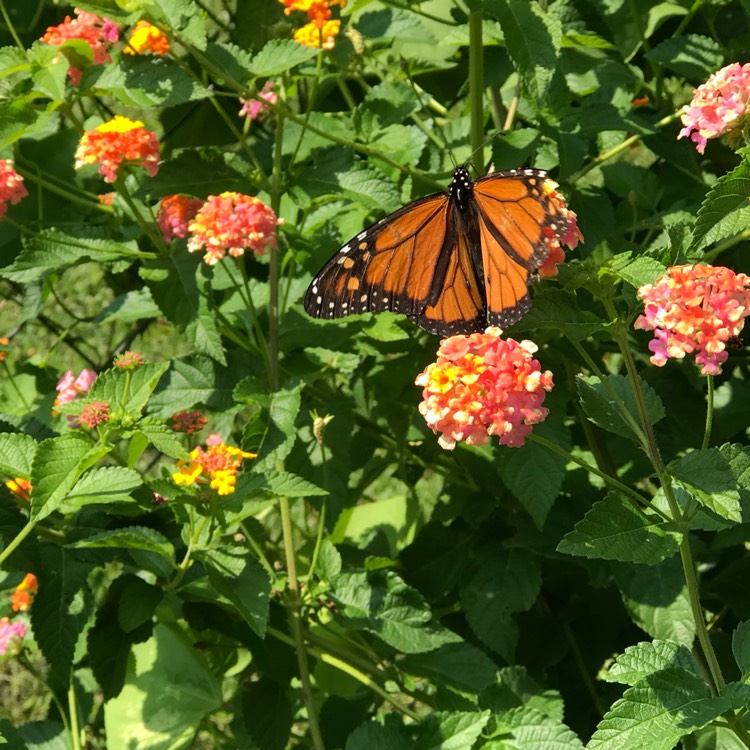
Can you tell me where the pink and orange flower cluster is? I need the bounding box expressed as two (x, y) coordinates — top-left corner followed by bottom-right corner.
(172, 434), (256, 495)
(635, 264), (750, 375)
(679, 63), (750, 154)
(416, 328), (554, 450)
(0, 160), (28, 220)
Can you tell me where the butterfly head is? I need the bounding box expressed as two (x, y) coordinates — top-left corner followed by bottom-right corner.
(449, 166), (474, 211)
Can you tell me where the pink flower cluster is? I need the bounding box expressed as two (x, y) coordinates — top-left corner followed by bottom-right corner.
(55, 368), (97, 406)
(0, 617), (26, 656)
(40, 9), (119, 85)
(0, 160), (28, 220)
(187, 192), (280, 265)
(678, 63), (750, 154)
(239, 82), (278, 123)
(415, 328), (554, 450)
(539, 178), (584, 278)
(79, 401), (110, 429)
(156, 195), (203, 242)
(635, 264), (750, 375)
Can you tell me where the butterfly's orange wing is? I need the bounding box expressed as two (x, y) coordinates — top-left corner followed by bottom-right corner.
(472, 169), (563, 329)
(304, 191), (486, 336)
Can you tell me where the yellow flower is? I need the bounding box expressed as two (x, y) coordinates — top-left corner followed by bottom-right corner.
(124, 20), (170, 55)
(171, 440), (256, 495)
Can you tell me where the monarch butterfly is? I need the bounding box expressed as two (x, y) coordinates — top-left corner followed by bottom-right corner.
(304, 166), (568, 336)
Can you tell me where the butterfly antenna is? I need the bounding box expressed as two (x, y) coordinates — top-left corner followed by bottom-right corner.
(463, 132), (504, 176)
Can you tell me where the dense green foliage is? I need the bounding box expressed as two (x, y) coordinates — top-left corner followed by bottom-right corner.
(1, 0), (750, 748)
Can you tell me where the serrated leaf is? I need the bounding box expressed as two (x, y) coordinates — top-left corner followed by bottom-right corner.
(203, 549), (271, 637)
(87, 362), (170, 416)
(69, 526), (176, 562)
(500, 706), (585, 750)
(241, 470), (328, 498)
(587, 668), (726, 750)
(558, 493), (682, 565)
(645, 34), (723, 79)
(254, 383), (303, 471)
(691, 160), (750, 253)
(337, 167), (401, 213)
(400, 642), (498, 694)
(669, 449), (741, 522)
(59, 466), (142, 511)
(414, 710), (490, 750)
(511, 289), (605, 341)
(605, 640), (701, 686)
(30, 434), (112, 523)
(332, 570), (461, 653)
(577, 373), (664, 442)
(0, 229), (142, 283)
(249, 39), (318, 76)
(134, 417), (190, 460)
(0, 432), (37, 477)
(346, 716), (412, 750)
(606, 252), (667, 290)
(95, 287), (162, 324)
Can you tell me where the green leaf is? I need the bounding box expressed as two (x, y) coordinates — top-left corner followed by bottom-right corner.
(645, 34), (723, 79)
(95, 287), (162, 324)
(512, 289), (605, 341)
(249, 39), (319, 76)
(691, 160), (750, 253)
(494, 0), (564, 120)
(605, 252), (667, 290)
(669, 449), (741, 522)
(103, 623), (222, 750)
(69, 526), (176, 562)
(241, 470), (328, 498)
(732, 621), (750, 678)
(587, 668), (725, 750)
(346, 716), (411, 750)
(0, 432), (37, 477)
(1, 230), (142, 283)
(616, 557), (696, 644)
(203, 549), (271, 638)
(496, 706), (585, 750)
(576, 374), (664, 442)
(30, 546), (92, 692)
(331, 570), (461, 654)
(400, 642), (499, 694)
(58, 466), (142, 512)
(134, 417), (190, 460)
(414, 710), (490, 750)
(337, 166), (401, 213)
(254, 383), (303, 471)
(87, 361), (170, 416)
(604, 640), (701, 686)
(148, 0), (207, 48)
(557, 493), (682, 565)
(30, 434), (111, 523)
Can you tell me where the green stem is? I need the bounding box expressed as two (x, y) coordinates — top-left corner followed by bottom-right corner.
(0, 520), (36, 567)
(701, 375), (714, 450)
(468, 10), (485, 173)
(1, 359), (31, 411)
(68, 681), (82, 750)
(0, 0), (24, 49)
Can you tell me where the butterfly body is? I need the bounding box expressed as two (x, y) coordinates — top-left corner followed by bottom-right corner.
(304, 166), (564, 336)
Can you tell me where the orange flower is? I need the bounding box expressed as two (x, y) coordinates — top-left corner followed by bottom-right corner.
(538, 179), (583, 278)
(186, 192), (280, 265)
(172, 437), (256, 495)
(281, 0), (345, 48)
(40, 9), (119, 85)
(75, 116), (160, 183)
(157, 195), (203, 242)
(5, 478), (31, 502)
(415, 328), (553, 450)
(11, 573), (38, 612)
(124, 20), (171, 55)
(0, 336), (9, 362)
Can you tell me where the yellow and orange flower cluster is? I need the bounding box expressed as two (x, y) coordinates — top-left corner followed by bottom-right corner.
(172, 436), (256, 495)
(635, 264), (750, 375)
(40, 9), (119, 85)
(124, 20), (170, 56)
(415, 328), (553, 450)
(280, 0), (346, 49)
(5, 477), (31, 503)
(75, 116), (160, 183)
(187, 192), (280, 265)
(11, 573), (38, 613)
(539, 179), (583, 278)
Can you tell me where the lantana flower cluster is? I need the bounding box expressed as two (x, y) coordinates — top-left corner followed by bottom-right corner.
(40, 9), (119, 85)
(0, 618), (26, 657)
(55, 368), (97, 407)
(186, 192), (280, 265)
(12, 574), (38, 613)
(75, 116), (160, 183)
(678, 63), (750, 154)
(635, 264), (750, 375)
(124, 21), (171, 56)
(5, 477), (31, 503)
(157, 195), (203, 242)
(172, 435), (256, 495)
(0, 160), (28, 220)
(415, 328), (554, 450)
(239, 82), (278, 123)
(540, 179), (584, 277)
(281, 0), (346, 49)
